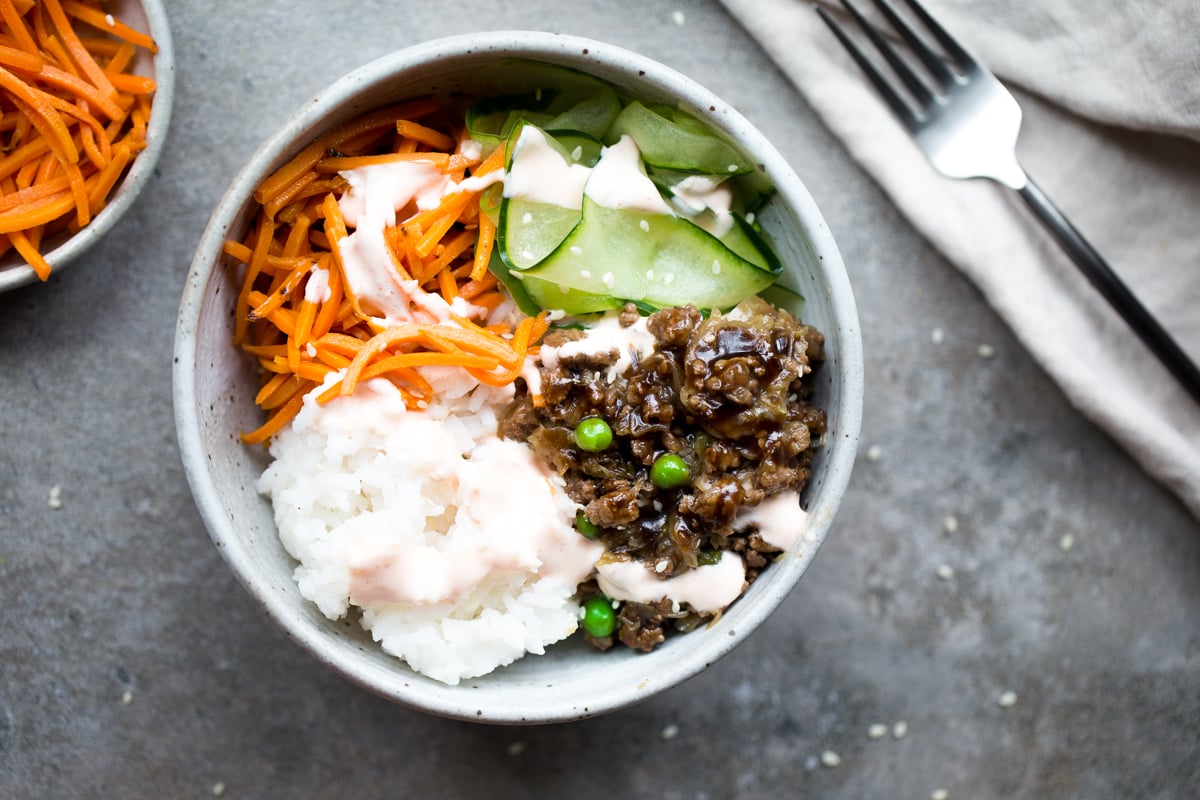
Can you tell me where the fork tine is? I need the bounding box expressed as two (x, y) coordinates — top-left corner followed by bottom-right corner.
(832, 0), (936, 109)
(815, 5), (920, 129)
(869, 0), (957, 86)
(896, 0), (976, 71)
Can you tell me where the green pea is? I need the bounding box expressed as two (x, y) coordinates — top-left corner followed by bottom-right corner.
(581, 596), (618, 638)
(574, 416), (613, 452)
(650, 453), (690, 489)
(575, 510), (602, 539)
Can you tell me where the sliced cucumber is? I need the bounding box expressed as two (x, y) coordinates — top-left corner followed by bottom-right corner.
(605, 102), (753, 175)
(520, 197), (780, 313)
(498, 125), (598, 271)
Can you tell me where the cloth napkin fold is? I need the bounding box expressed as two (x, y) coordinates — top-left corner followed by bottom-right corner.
(718, 0), (1200, 519)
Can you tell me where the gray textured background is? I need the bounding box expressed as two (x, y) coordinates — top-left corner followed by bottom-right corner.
(1, 1), (1197, 798)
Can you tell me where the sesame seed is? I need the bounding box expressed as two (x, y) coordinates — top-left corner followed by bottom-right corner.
(639, 219), (650, 232)
(944, 514), (959, 533)
(868, 723), (888, 739)
(712, 259), (721, 274)
(661, 723), (680, 740)
(580, 270), (591, 279)
(121, 691), (133, 705)
(306, 342), (317, 358)
(997, 690), (1018, 708)
(892, 720), (908, 739)
(978, 343), (996, 358)
(571, 146), (583, 161)
(663, 273), (675, 285)
(48, 484), (63, 509)
(569, 246), (584, 257)
(521, 212), (533, 224)
(820, 751), (841, 767)
(672, 10), (686, 26)
(522, 249), (534, 260)
(1059, 533), (1075, 551)
(211, 782), (226, 797)
(931, 327), (945, 344)
(652, 500), (663, 512)
(655, 559), (669, 574)
(602, 272), (615, 287)
(865, 444), (883, 462)
(727, 164), (738, 173)
(646, 269), (655, 280)
(935, 564), (955, 581)
(745, 212), (755, 224)
(105, 13), (115, 26)
(931, 790), (948, 800)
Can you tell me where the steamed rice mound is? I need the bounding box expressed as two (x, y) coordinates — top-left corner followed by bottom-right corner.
(258, 367), (600, 685)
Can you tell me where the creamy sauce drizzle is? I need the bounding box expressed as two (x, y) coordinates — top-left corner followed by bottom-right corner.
(539, 313), (657, 380)
(504, 126), (591, 209)
(585, 135), (674, 215)
(669, 174), (735, 237)
(596, 550), (746, 613)
(733, 489), (809, 551)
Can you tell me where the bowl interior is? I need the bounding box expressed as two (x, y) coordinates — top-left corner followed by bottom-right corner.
(0, 0), (175, 292)
(175, 32), (863, 723)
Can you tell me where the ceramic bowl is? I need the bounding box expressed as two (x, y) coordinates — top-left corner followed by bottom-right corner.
(0, 0), (175, 292)
(173, 31), (863, 723)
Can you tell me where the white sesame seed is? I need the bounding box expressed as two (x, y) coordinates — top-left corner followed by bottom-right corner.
(570, 246), (583, 256)
(745, 212), (755, 224)
(1059, 533), (1075, 551)
(931, 327), (945, 345)
(820, 751), (841, 767)
(727, 164), (738, 173)
(997, 690), (1018, 708)
(507, 741), (527, 756)
(522, 249), (534, 261)
(571, 146), (583, 161)
(892, 720), (908, 739)
(868, 723), (888, 739)
(931, 790), (948, 800)
(663, 273), (675, 285)
(865, 444), (883, 462)
(661, 723), (680, 740)
(602, 272), (615, 287)
(655, 559), (669, 574)
(935, 564), (955, 581)
(121, 691), (133, 705)
(48, 484), (63, 509)
(105, 13), (115, 26)
(646, 269), (655, 280)
(521, 212), (533, 224)
(652, 500), (663, 512)
(305, 342), (317, 358)
(639, 219), (650, 232)
(944, 514), (959, 533)
(712, 259), (721, 274)
(211, 782), (226, 797)
(580, 270), (591, 279)
(978, 343), (996, 358)
(672, 10), (686, 26)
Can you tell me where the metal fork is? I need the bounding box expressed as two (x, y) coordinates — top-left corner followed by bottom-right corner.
(817, 0), (1200, 406)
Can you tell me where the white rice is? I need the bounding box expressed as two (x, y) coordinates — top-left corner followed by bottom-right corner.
(257, 368), (598, 685)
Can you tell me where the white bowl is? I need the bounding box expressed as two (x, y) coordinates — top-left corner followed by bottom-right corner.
(0, 0), (175, 292)
(173, 31), (863, 723)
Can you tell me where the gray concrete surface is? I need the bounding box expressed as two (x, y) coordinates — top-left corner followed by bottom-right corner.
(2, 1), (1197, 798)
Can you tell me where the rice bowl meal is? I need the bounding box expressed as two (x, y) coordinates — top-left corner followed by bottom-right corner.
(175, 33), (862, 720)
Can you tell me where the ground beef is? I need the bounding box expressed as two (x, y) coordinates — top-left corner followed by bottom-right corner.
(499, 299), (827, 651)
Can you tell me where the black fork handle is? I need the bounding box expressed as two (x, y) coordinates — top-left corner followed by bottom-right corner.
(1016, 177), (1200, 407)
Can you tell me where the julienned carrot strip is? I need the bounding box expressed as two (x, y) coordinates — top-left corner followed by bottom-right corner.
(241, 392), (306, 445)
(6, 226), (50, 279)
(43, 0), (117, 100)
(0, 0), (38, 54)
(315, 152), (450, 173)
(62, 1), (158, 53)
(235, 218), (275, 344)
(395, 120), (455, 151)
(471, 208), (495, 281)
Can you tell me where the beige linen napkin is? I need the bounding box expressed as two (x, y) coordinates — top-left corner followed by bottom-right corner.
(718, 0), (1200, 518)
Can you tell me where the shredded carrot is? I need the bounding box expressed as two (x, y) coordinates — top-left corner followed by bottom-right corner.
(0, 0), (156, 280)
(227, 104), (548, 442)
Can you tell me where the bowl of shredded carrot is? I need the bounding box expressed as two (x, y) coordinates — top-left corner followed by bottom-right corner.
(0, 0), (173, 291)
(174, 32), (862, 722)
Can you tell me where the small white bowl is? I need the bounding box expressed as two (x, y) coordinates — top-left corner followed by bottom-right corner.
(0, 0), (175, 292)
(174, 31), (863, 723)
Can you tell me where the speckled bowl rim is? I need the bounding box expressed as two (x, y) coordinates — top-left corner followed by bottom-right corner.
(174, 31), (863, 724)
(0, 0), (175, 292)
